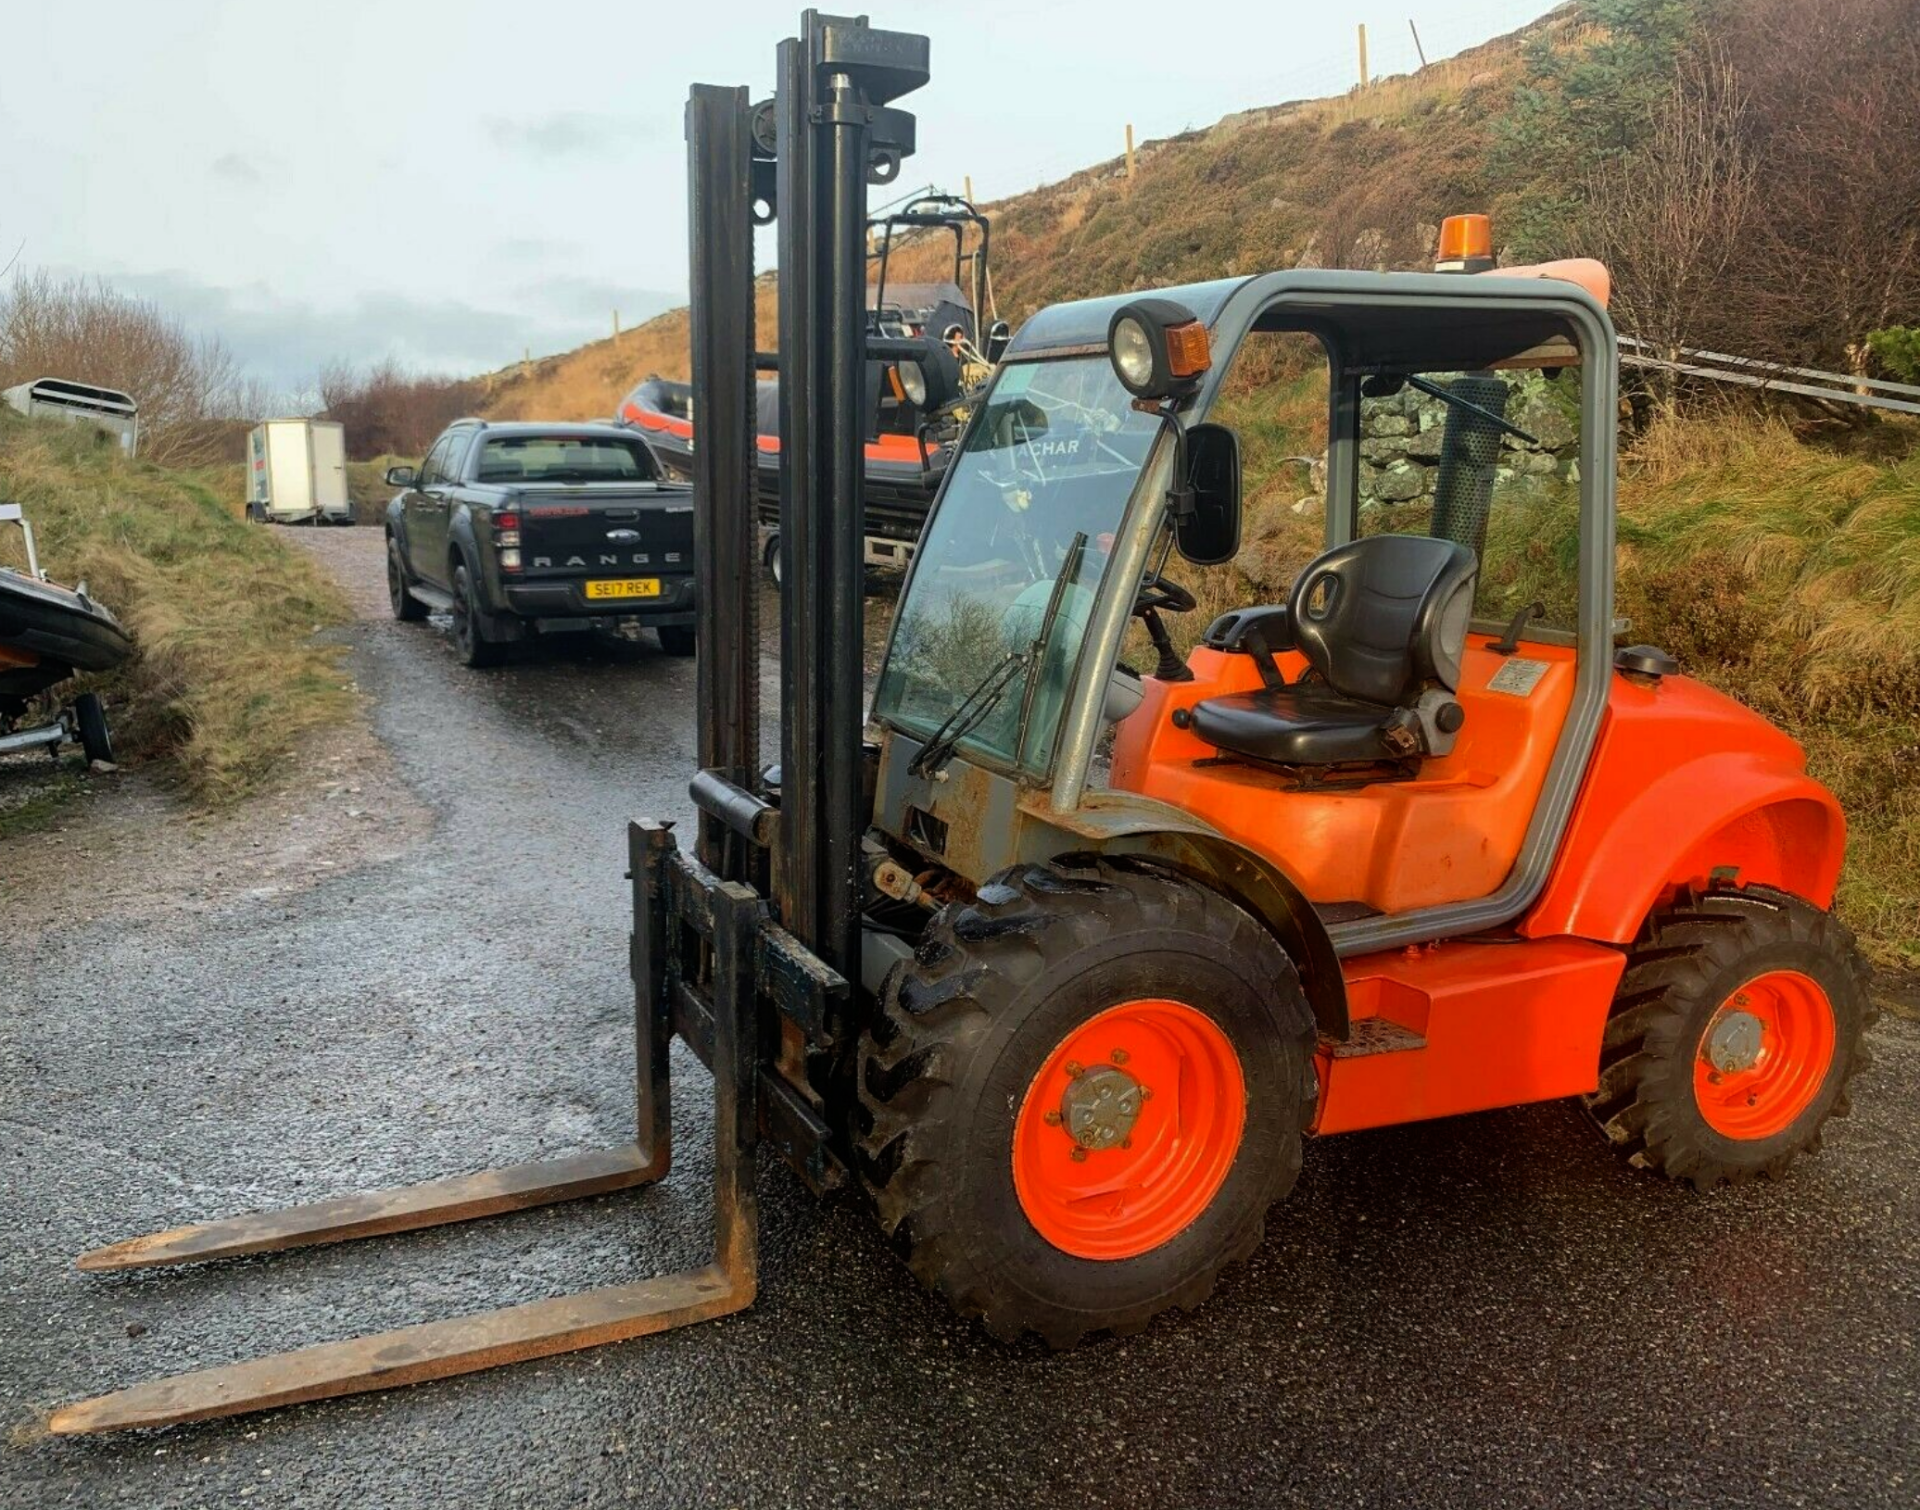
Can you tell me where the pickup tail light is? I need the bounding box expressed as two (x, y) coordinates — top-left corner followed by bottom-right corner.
(499, 548), (522, 571)
(496, 529), (521, 547)
(495, 512), (519, 530)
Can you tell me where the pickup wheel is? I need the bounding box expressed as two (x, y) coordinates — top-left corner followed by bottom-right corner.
(450, 562), (504, 667)
(656, 624), (696, 657)
(387, 537), (427, 621)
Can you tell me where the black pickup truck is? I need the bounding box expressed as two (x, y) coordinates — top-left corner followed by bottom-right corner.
(383, 420), (696, 666)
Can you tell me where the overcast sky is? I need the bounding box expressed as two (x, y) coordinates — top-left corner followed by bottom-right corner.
(2, 0), (1559, 396)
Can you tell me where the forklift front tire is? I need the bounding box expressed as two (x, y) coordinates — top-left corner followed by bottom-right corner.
(1584, 886), (1874, 1190)
(856, 856), (1317, 1347)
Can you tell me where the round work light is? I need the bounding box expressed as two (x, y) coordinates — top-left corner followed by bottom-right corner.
(1106, 299), (1211, 401)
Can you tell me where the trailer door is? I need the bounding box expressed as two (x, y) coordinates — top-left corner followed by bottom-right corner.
(312, 424), (349, 516)
(266, 422), (315, 516)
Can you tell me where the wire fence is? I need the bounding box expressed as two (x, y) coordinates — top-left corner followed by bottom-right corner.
(1619, 338), (1920, 418)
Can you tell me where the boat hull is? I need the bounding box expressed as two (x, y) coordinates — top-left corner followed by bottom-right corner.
(0, 570), (133, 707)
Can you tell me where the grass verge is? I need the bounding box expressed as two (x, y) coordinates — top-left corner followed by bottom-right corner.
(0, 411), (353, 802)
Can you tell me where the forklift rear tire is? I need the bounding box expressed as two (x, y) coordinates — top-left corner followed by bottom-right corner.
(1584, 886), (1874, 1191)
(656, 624), (696, 657)
(74, 692), (113, 765)
(856, 856), (1317, 1347)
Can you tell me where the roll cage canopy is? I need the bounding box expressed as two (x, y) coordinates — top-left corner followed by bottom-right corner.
(1004, 268), (1606, 377)
(980, 264), (1620, 958)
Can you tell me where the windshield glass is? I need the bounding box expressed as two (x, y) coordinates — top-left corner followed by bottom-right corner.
(476, 436), (656, 485)
(873, 355), (1160, 775)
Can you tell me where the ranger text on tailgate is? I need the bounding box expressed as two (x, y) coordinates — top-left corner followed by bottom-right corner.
(384, 420), (696, 666)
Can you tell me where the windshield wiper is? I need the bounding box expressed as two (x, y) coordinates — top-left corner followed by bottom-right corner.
(1402, 374), (1539, 446)
(909, 531), (1088, 781)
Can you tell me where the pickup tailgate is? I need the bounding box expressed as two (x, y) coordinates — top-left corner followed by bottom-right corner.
(516, 487), (696, 581)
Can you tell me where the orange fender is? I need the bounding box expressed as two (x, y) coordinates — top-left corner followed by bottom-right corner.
(1522, 674), (1845, 943)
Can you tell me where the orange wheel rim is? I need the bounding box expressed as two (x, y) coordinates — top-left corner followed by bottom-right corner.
(1012, 998), (1245, 1261)
(1692, 970), (1836, 1140)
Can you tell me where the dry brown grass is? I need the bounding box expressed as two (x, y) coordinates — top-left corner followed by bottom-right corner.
(1611, 412), (1920, 963)
(0, 411), (352, 800)
(481, 284), (780, 422)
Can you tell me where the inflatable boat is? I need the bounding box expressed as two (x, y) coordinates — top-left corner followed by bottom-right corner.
(1, 503), (132, 757)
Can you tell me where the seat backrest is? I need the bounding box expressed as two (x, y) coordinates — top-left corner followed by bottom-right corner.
(1287, 534), (1478, 704)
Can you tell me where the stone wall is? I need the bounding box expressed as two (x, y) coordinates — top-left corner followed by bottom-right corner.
(1357, 370), (1579, 509)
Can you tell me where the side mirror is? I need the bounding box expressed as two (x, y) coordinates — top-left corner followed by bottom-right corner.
(984, 319), (1011, 364)
(385, 465), (417, 487)
(1174, 422), (1241, 566)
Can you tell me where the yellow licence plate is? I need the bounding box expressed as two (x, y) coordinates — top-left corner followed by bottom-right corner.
(585, 578), (662, 600)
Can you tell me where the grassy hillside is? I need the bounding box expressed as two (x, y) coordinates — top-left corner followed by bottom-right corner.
(481, 284), (780, 424)
(474, 7), (1576, 421)
(0, 413), (352, 800)
(1617, 418), (1920, 966)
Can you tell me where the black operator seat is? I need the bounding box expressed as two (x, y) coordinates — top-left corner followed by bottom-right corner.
(1190, 534), (1477, 767)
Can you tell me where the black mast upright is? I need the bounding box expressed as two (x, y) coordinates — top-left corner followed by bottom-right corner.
(685, 83), (764, 883)
(774, 12), (927, 976)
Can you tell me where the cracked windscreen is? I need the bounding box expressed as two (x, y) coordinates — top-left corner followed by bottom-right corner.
(872, 355), (1161, 776)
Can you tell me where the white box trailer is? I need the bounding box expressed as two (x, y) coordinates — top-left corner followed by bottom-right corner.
(246, 419), (352, 525)
(3, 377), (140, 456)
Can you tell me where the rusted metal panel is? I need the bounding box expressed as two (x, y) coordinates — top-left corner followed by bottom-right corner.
(757, 919), (846, 1044)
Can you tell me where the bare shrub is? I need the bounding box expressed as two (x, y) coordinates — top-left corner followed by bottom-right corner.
(316, 360), (482, 460)
(1711, 0), (1920, 370)
(0, 271), (261, 465)
(1573, 54), (1757, 382)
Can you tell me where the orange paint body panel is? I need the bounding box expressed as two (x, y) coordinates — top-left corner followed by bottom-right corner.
(619, 401), (935, 464)
(1109, 635), (1576, 913)
(1522, 672), (1846, 942)
(1313, 938), (1625, 1134)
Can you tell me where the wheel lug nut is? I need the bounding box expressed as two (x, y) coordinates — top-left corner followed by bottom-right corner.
(1043, 1109), (1063, 1126)
(1070, 1147), (1088, 1162)
(1064, 1060), (1084, 1079)
(1139, 1086), (1152, 1099)
(1110, 1048), (1129, 1065)
(1121, 1137), (1132, 1150)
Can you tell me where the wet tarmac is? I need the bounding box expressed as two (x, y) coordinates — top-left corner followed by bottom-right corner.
(4, 543), (1918, 1507)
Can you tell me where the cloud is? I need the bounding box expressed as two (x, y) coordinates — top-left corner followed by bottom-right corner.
(210, 153), (268, 188)
(65, 266), (682, 400)
(492, 235), (582, 265)
(515, 275), (678, 326)
(484, 112), (656, 158)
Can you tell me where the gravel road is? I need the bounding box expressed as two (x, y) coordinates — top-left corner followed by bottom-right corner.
(3, 526), (1916, 1508)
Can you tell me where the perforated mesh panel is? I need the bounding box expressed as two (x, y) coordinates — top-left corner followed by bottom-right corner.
(1429, 373), (1510, 562)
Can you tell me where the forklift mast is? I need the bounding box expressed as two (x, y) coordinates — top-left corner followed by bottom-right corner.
(768, 16), (928, 978)
(46, 12), (930, 1435)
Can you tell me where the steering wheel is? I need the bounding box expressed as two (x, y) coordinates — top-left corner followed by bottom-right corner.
(1132, 571), (1197, 618)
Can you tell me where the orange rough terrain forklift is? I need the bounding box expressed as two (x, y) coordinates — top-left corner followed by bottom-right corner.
(48, 12), (1871, 1434)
